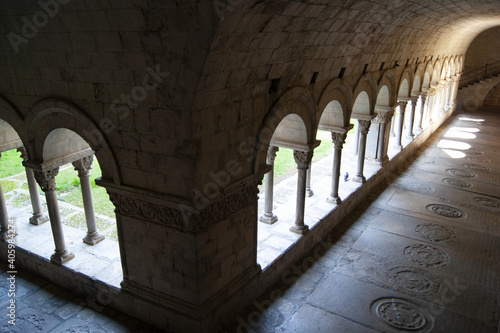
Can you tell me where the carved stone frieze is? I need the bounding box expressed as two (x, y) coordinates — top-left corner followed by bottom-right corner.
(107, 183), (259, 232)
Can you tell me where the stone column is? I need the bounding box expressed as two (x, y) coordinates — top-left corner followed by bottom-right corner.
(306, 163), (314, 197)
(290, 150), (312, 235)
(327, 132), (347, 204)
(353, 120), (371, 183)
(406, 97), (418, 139)
(0, 153), (11, 241)
(390, 114), (396, 137)
(34, 168), (75, 265)
(372, 109), (393, 166)
(259, 146), (279, 224)
(426, 92), (435, 125)
(17, 148), (49, 225)
(415, 92), (427, 134)
(394, 101), (408, 151)
(72, 155), (105, 245)
(353, 121), (360, 155)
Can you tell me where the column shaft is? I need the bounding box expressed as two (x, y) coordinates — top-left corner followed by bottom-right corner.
(327, 132), (346, 204)
(290, 150), (312, 235)
(73, 156), (104, 245)
(0, 181), (10, 241)
(407, 98), (418, 139)
(395, 102), (407, 150)
(260, 146), (278, 224)
(306, 164), (314, 197)
(353, 120), (371, 183)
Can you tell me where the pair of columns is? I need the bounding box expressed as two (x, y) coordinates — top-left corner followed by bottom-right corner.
(28, 155), (103, 265)
(260, 147), (312, 235)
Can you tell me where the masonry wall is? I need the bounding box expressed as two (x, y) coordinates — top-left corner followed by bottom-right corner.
(484, 83), (500, 107)
(463, 26), (500, 73)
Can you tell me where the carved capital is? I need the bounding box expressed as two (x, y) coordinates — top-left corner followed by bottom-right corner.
(266, 146), (279, 165)
(293, 150), (313, 169)
(399, 101), (408, 112)
(34, 168), (59, 192)
(331, 132), (347, 150)
(358, 120), (371, 135)
(372, 112), (392, 124)
(16, 147), (28, 161)
(419, 93), (428, 104)
(72, 155), (94, 177)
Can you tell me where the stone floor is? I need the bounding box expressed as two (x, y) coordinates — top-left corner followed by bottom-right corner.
(1, 107), (499, 332)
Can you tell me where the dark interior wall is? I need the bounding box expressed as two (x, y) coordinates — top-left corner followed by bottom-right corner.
(464, 26), (500, 73)
(484, 83), (500, 107)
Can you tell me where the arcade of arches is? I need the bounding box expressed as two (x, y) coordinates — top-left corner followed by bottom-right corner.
(1, 1), (500, 332)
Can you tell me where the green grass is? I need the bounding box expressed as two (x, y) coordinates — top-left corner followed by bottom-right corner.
(0, 149), (115, 218)
(0, 149), (25, 178)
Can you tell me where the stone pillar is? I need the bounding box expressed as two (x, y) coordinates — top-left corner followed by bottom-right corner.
(426, 92), (435, 125)
(394, 101), (408, 151)
(353, 120), (371, 183)
(353, 121), (360, 155)
(406, 97), (418, 139)
(17, 148), (49, 225)
(327, 132), (346, 204)
(72, 155), (105, 245)
(415, 92), (428, 134)
(375, 109), (393, 166)
(306, 163), (314, 197)
(34, 168), (75, 265)
(0, 153), (11, 241)
(390, 114), (396, 137)
(259, 146), (279, 224)
(290, 150), (312, 235)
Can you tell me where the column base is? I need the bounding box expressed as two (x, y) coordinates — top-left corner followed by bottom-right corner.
(290, 225), (309, 235)
(326, 196), (341, 205)
(50, 249), (75, 265)
(83, 231), (105, 245)
(306, 189), (314, 197)
(259, 214), (278, 225)
(30, 214), (49, 226)
(352, 175), (366, 183)
(406, 134), (415, 140)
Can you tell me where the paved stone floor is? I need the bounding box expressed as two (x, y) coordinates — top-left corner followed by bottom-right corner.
(1, 107), (499, 332)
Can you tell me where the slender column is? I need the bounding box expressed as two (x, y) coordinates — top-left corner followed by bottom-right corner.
(72, 156), (105, 245)
(34, 168), (75, 265)
(394, 101), (408, 150)
(17, 148), (49, 225)
(327, 132), (347, 204)
(0, 153), (12, 241)
(290, 150), (312, 235)
(353, 121), (360, 155)
(426, 93), (435, 125)
(353, 120), (371, 183)
(390, 114), (396, 137)
(306, 163), (314, 197)
(406, 97), (418, 139)
(415, 92), (427, 134)
(259, 146), (279, 224)
(373, 110), (393, 166)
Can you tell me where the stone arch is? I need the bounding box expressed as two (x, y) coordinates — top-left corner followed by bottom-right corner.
(0, 95), (26, 148)
(397, 68), (414, 99)
(318, 79), (353, 128)
(484, 82), (500, 107)
(255, 88), (317, 172)
(442, 58), (451, 79)
(422, 62), (434, 89)
(352, 74), (376, 115)
(377, 71), (397, 106)
(431, 60), (443, 86)
(26, 98), (121, 184)
(413, 63), (426, 94)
